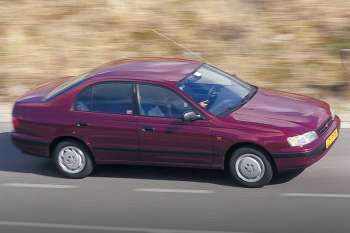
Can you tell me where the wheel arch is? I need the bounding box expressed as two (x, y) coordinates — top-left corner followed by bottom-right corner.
(49, 136), (95, 162)
(224, 142), (277, 174)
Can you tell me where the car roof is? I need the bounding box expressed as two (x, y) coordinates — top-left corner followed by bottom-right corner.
(87, 57), (202, 83)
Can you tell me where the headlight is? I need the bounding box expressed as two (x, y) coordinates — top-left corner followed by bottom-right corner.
(330, 107), (335, 119)
(287, 131), (318, 147)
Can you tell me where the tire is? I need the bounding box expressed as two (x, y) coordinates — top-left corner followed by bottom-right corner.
(228, 147), (273, 188)
(53, 140), (94, 179)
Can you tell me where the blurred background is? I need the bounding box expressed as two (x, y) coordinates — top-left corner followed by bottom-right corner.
(0, 0), (350, 119)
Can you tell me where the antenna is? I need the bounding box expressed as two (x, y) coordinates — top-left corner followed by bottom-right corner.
(150, 29), (210, 63)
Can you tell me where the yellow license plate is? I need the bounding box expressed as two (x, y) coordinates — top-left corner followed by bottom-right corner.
(326, 129), (338, 149)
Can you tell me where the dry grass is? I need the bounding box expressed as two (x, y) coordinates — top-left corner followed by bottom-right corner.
(0, 0), (349, 109)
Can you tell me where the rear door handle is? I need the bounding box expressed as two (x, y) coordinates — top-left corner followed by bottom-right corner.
(141, 127), (155, 133)
(76, 122), (89, 128)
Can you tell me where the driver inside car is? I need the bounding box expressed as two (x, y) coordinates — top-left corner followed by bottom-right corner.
(199, 100), (209, 108)
(147, 105), (166, 117)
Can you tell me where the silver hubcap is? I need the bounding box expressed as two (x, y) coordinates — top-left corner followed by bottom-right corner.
(58, 146), (86, 174)
(235, 154), (265, 183)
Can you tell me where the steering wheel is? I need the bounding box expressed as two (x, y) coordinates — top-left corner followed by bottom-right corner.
(206, 86), (218, 109)
(208, 86), (217, 99)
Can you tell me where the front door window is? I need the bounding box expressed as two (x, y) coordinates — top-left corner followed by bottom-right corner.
(137, 84), (194, 119)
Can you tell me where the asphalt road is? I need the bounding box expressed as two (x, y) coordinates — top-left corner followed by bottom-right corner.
(0, 122), (350, 233)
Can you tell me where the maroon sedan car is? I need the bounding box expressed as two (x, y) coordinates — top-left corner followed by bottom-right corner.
(12, 58), (340, 187)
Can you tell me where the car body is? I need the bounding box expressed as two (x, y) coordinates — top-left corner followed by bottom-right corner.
(12, 58), (340, 187)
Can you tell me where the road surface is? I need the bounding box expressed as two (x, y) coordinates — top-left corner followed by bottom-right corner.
(0, 122), (349, 233)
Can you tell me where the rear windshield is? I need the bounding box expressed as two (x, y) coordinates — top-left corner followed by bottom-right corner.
(45, 72), (91, 100)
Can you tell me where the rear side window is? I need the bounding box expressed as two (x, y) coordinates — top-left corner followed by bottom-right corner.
(46, 72), (92, 100)
(75, 82), (134, 115)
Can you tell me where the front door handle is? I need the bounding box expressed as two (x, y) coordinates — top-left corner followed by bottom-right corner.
(76, 122), (89, 128)
(141, 127), (155, 133)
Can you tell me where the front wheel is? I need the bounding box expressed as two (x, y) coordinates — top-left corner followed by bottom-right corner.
(228, 147), (273, 188)
(53, 140), (94, 179)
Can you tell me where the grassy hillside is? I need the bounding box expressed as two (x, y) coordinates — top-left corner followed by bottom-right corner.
(1, 0), (350, 106)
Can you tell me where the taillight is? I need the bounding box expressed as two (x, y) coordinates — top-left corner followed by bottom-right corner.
(12, 117), (20, 130)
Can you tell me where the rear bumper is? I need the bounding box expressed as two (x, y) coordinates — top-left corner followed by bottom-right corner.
(272, 116), (341, 172)
(11, 132), (50, 157)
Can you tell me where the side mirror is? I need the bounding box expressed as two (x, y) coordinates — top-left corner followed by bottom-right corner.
(183, 111), (202, 122)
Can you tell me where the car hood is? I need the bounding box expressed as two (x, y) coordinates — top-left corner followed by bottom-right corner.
(16, 76), (73, 103)
(227, 89), (331, 133)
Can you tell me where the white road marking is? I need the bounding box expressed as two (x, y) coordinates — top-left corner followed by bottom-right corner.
(134, 188), (214, 194)
(0, 220), (248, 233)
(1, 183), (78, 189)
(281, 193), (350, 198)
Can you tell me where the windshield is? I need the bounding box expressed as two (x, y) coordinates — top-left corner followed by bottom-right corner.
(177, 64), (256, 116)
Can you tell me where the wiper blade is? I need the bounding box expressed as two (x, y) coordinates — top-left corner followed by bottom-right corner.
(240, 87), (257, 104)
(241, 94), (251, 104)
(219, 91), (256, 116)
(218, 105), (240, 116)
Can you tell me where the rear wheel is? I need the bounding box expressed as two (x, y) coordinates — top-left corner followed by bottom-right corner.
(53, 140), (94, 179)
(228, 147), (273, 188)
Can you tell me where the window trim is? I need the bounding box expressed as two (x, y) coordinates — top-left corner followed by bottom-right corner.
(135, 83), (204, 120)
(73, 81), (138, 116)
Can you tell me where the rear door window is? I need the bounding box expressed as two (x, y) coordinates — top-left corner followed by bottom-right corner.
(75, 82), (134, 115)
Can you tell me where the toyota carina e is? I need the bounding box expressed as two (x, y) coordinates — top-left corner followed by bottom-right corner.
(12, 58), (340, 187)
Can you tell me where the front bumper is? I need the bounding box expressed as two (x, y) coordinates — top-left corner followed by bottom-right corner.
(272, 116), (341, 172)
